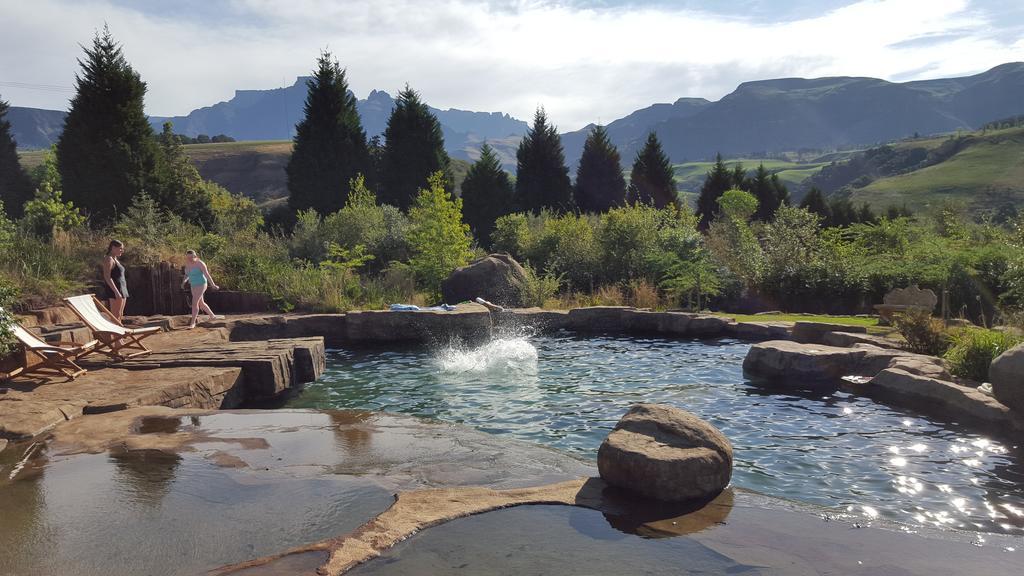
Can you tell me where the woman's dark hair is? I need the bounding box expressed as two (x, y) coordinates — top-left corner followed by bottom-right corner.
(107, 239), (124, 255)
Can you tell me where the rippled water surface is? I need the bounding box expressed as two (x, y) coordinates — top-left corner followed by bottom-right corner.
(288, 333), (1024, 535)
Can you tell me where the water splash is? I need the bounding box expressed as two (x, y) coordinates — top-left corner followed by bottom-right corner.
(434, 337), (538, 374)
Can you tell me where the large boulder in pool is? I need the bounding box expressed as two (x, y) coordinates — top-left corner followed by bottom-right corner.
(598, 404), (732, 502)
(990, 343), (1024, 413)
(441, 253), (527, 308)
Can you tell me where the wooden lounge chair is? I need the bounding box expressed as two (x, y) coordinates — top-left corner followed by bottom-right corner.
(62, 294), (162, 360)
(1, 309), (98, 380)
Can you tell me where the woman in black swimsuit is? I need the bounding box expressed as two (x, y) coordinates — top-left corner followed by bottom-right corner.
(102, 239), (128, 321)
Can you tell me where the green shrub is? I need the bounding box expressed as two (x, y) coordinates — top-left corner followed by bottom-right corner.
(0, 278), (19, 357)
(491, 213), (531, 260)
(519, 264), (562, 307)
(407, 172), (472, 299)
(321, 176), (410, 270)
(944, 328), (1022, 382)
(893, 310), (950, 356)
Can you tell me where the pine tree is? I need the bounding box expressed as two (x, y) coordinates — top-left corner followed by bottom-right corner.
(461, 143), (514, 247)
(574, 125), (625, 212)
(731, 163), (748, 190)
(156, 122), (214, 228)
(0, 97), (34, 217)
(799, 187), (831, 224)
(380, 86), (450, 211)
(57, 27), (161, 224)
(286, 51), (370, 215)
(627, 132), (677, 208)
(515, 107), (573, 214)
(749, 164), (788, 221)
(696, 154), (732, 228)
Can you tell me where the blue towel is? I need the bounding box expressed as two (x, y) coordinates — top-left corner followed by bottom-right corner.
(389, 304), (457, 311)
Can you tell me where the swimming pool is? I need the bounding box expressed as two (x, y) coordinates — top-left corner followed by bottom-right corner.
(287, 332), (1024, 536)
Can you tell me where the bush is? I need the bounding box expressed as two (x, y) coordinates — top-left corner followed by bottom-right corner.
(0, 278), (18, 357)
(944, 328), (1022, 382)
(407, 172), (472, 299)
(893, 310), (950, 356)
(519, 264), (561, 307)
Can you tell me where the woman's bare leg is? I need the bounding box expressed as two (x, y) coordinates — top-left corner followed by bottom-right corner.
(198, 295), (216, 319)
(109, 298), (126, 322)
(189, 284), (207, 327)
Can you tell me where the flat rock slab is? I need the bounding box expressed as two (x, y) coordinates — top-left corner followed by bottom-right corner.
(345, 304), (493, 344)
(0, 366), (243, 439)
(822, 330), (902, 349)
(726, 321), (792, 341)
(792, 321), (868, 344)
(116, 337), (325, 400)
(860, 368), (1024, 437)
(743, 340), (948, 382)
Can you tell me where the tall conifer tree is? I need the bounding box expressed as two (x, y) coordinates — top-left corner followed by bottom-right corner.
(0, 97), (34, 217)
(57, 27), (161, 224)
(696, 154), (733, 228)
(574, 125), (625, 213)
(380, 86), (450, 211)
(628, 132), (677, 208)
(799, 186), (831, 224)
(157, 122), (215, 228)
(461, 143), (514, 247)
(749, 163), (789, 221)
(515, 107), (572, 214)
(287, 51), (370, 215)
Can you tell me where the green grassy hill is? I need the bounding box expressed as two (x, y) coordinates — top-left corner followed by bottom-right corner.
(847, 126), (1024, 212)
(673, 158), (829, 202)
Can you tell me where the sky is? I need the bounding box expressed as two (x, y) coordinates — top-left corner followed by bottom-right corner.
(1, 0), (1023, 131)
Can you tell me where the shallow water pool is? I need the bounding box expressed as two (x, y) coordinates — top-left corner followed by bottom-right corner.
(287, 332), (1024, 536)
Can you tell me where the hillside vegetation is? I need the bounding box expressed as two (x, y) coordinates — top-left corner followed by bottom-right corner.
(21, 140), (471, 205)
(806, 125), (1024, 213)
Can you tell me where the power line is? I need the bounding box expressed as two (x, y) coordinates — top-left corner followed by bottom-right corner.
(0, 80), (75, 93)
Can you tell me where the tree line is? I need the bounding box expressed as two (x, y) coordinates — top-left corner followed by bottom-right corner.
(283, 51), (682, 249)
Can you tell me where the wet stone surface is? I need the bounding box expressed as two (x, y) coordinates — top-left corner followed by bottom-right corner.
(0, 408), (593, 576)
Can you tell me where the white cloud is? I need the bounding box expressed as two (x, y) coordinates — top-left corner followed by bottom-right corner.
(1, 0), (1021, 130)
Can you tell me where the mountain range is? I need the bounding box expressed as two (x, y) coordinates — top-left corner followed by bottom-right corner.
(9, 63), (1024, 171)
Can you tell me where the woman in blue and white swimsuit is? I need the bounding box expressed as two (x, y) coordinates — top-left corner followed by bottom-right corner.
(181, 250), (223, 329)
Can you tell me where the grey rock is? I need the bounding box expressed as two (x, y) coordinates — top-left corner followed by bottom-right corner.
(990, 343), (1024, 413)
(441, 253), (528, 307)
(598, 403), (732, 502)
(345, 305), (492, 344)
(867, 369), (1024, 437)
(792, 321), (867, 344)
(822, 331), (901, 349)
(743, 340), (948, 382)
(566, 307), (633, 332)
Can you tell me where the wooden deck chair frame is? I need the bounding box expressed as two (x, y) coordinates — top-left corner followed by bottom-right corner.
(62, 295), (161, 361)
(1, 308), (99, 380)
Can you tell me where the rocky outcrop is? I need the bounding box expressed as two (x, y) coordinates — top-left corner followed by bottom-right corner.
(597, 403), (732, 502)
(116, 337), (325, 400)
(862, 369), (1024, 436)
(345, 305), (493, 344)
(743, 340), (948, 382)
(565, 308), (736, 339)
(822, 331), (901, 349)
(0, 330), (324, 440)
(792, 321), (867, 344)
(726, 321), (792, 341)
(441, 254), (528, 307)
(0, 366), (244, 439)
(989, 344), (1024, 413)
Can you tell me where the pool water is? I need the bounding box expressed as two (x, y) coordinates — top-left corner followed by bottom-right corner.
(287, 332), (1024, 536)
